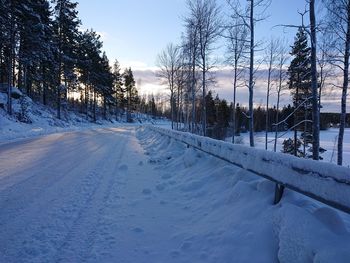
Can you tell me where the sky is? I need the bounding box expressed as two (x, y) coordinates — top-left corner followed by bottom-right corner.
(76, 0), (345, 112)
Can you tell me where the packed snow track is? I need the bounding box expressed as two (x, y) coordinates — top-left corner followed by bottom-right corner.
(0, 126), (349, 263)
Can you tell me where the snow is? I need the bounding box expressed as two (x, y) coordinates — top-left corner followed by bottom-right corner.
(0, 125), (349, 262)
(229, 129), (350, 167)
(149, 126), (350, 213)
(0, 92), (166, 144)
(1, 92), (350, 262)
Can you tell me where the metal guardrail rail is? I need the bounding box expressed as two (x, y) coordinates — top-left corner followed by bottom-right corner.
(148, 126), (350, 214)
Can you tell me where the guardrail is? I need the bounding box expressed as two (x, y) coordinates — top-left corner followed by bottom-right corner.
(147, 125), (350, 214)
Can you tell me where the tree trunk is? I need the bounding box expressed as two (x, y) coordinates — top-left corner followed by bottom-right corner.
(337, 2), (350, 166)
(274, 91), (281, 152)
(294, 83), (299, 157)
(7, 5), (14, 115)
(310, 0), (320, 160)
(93, 90), (96, 122)
(85, 85), (89, 120)
(232, 61), (238, 144)
(265, 54), (273, 150)
(202, 57), (206, 136)
(191, 57), (196, 133)
(103, 96), (107, 120)
(337, 6), (350, 165)
(115, 90), (119, 121)
(171, 91), (174, 130)
(248, 0), (255, 147)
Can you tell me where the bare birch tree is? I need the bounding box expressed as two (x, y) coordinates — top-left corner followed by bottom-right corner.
(227, 0), (271, 147)
(264, 38), (279, 150)
(183, 18), (200, 133)
(185, 0), (221, 136)
(273, 43), (289, 152)
(224, 0), (248, 144)
(156, 43), (181, 130)
(323, 0), (350, 166)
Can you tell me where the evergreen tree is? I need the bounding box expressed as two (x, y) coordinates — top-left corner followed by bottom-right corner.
(16, 0), (55, 99)
(282, 138), (304, 157)
(205, 90), (216, 126)
(150, 95), (157, 117)
(52, 0), (81, 119)
(77, 29), (102, 119)
(37, 0), (56, 106)
(217, 99), (230, 128)
(235, 103), (242, 136)
(123, 68), (137, 122)
(112, 59), (124, 120)
(287, 27), (312, 157)
(97, 52), (114, 119)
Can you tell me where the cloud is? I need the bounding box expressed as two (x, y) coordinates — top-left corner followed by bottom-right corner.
(120, 61), (158, 72)
(131, 65), (349, 113)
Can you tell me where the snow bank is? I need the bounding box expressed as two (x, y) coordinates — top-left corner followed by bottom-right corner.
(137, 126), (350, 262)
(147, 126), (350, 214)
(0, 91), (168, 143)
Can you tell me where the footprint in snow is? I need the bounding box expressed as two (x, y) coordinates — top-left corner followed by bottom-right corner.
(155, 183), (166, 191)
(119, 164), (128, 171)
(161, 173), (172, 180)
(180, 242), (192, 251)
(132, 227), (144, 233)
(170, 250), (180, 258)
(138, 161), (143, 166)
(142, 188), (152, 195)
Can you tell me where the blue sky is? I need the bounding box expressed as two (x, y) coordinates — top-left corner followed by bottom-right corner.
(77, 0), (311, 69)
(76, 1), (344, 112)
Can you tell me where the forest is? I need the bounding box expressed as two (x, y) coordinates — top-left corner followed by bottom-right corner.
(0, 0), (349, 166)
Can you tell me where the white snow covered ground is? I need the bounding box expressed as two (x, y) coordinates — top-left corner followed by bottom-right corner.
(0, 93), (166, 144)
(0, 125), (349, 263)
(228, 129), (350, 167)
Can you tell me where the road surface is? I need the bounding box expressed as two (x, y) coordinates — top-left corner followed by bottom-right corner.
(0, 126), (184, 263)
(1, 126), (349, 263)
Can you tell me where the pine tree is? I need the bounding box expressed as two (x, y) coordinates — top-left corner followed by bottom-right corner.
(123, 68), (137, 122)
(205, 90), (216, 126)
(16, 0), (55, 99)
(288, 27), (312, 157)
(112, 59), (123, 120)
(97, 52), (114, 120)
(38, 0), (56, 106)
(77, 29), (102, 119)
(52, 0), (81, 119)
(0, 0), (15, 114)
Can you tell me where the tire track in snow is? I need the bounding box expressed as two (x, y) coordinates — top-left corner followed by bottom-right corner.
(0, 129), (128, 262)
(0, 140), (105, 226)
(55, 137), (127, 262)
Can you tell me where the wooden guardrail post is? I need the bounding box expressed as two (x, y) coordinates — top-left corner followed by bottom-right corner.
(274, 184), (285, 204)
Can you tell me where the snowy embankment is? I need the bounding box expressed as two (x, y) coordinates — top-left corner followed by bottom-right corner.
(230, 129), (350, 167)
(148, 126), (350, 214)
(0, 126), (349, 262)
(0, 91), (166, 143)
(138, 126), (350, 262)
(0, 93), (118, 143)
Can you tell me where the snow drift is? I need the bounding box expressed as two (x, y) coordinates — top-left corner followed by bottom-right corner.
(138, 126), (350, 262)
(147, 125), (350, 214)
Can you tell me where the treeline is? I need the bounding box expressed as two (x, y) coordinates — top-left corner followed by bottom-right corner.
(202, 91), (350, 140)
(157, 0), (350, 165)
(0, 0), (142, 122)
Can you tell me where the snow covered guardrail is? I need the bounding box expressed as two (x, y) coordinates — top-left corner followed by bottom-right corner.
(147, 126), (350, 214)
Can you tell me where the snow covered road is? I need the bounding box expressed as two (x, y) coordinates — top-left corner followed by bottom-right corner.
(0, 127), (158, 262)
(0, 126), (350, 263)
